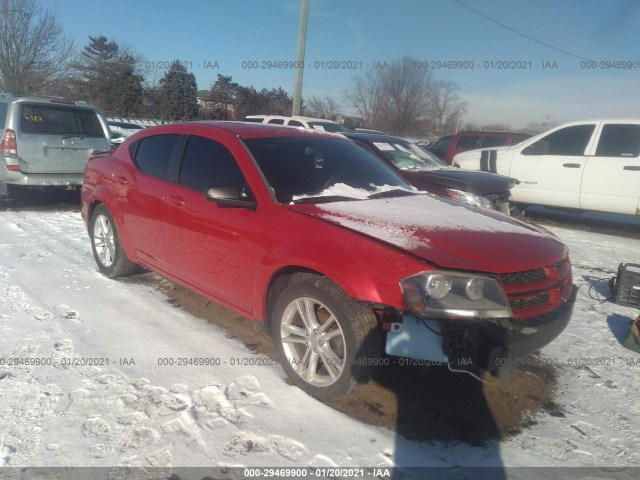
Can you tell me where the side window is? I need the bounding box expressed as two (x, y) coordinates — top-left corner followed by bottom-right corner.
(455, 135), (481, 150)
(288, 120), (304, 127)
(481, 137), (506, 148)
(432, 136), (451, 156)
(133, 134), (180, 180)
(595, 124), (640, 157)
(523, 125), (595, 156)
(179, 136), (250, 194)
(267, 119), (285, 125)
(0, 103), (7, 129)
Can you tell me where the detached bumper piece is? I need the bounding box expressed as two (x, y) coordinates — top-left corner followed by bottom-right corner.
(386, 285), (576, 379)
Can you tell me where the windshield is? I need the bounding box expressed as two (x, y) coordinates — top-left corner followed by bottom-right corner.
(307, 122), (348, 133)
(243, 136), (413, 204)
(372, 139), (447, 170)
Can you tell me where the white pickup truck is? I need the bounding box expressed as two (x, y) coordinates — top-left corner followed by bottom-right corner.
(453, 120), (640, 216)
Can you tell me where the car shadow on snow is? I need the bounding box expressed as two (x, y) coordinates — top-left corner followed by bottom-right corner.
(329, 330), (563, 478)
(0, 188), (81, 211)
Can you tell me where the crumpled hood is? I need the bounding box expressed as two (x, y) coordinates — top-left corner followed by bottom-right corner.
(288, 194), (566, 273)
(405, 168), (515, 195)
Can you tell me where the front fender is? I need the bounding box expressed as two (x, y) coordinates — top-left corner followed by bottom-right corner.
(255, 234), (432, 321)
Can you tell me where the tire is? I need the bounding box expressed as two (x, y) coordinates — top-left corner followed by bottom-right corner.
(270, 276), (382, 401)
(90, 204), (140, 278)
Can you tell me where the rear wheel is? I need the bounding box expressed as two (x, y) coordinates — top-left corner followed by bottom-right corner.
(271, 277), (381, 401)
(90, 204), (140, 277)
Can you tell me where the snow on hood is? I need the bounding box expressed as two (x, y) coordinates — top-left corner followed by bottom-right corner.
(291, 183), (415, 201)
(289, 194), (566, 273)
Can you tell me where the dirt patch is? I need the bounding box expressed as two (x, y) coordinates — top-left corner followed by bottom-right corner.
(124, 272), (560, 445)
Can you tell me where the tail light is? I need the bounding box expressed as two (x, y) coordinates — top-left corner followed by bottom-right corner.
(0, 129), (17, 155)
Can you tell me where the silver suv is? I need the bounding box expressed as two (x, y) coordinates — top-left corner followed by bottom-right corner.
(0, 93), (111, 199)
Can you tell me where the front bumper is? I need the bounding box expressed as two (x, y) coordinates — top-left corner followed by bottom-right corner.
(386, 284), (576, 378)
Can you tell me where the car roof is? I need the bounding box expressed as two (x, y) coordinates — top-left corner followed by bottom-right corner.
(453, 131), (532, 136)
(135, 120), (348, 140)
(245, 114), (341, 124)
(0, 93), (98, 109)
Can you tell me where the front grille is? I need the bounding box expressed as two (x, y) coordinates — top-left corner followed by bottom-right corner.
(499, 257), (572, 319)
(498, 269), (546, 286)
(509, 293), (549, 311)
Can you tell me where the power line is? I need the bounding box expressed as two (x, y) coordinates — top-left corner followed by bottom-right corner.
(453, 0), (590, 61)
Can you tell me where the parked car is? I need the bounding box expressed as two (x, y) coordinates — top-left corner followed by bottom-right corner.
(343, 132), (517, 213)
(81, 121), (575, 401)
(107, 120), (146, 146)
(0, 93), (111, 200)
(107, 120), (146, 138)
(453, 120), (640, 216)
(244, 114), (349, 133)
(430, 131), (532, 165)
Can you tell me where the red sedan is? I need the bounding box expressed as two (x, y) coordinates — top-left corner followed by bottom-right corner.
(81, 121), (575, 400)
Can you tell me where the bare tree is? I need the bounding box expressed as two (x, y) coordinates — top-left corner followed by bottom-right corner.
(0, 0), (73, 94)
(305, 95), (342, 120)
(345, 69), (385, 129)
(345, 56), (465, 136)
(431, 80), (466, 136)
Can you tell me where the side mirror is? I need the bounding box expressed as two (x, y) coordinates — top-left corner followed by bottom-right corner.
(205, 186), (257, 211)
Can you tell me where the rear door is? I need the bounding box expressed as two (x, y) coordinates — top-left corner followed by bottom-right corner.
(121, 133), (184, 269)
(509, 123), (597, 208)
(580, 122), (640, 214)
(17, 103), (110, 173)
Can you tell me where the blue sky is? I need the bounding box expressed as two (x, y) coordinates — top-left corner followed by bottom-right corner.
(52, 0), (640, 128)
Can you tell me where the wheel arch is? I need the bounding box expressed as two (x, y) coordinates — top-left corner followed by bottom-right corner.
(263, 266), (328, 325)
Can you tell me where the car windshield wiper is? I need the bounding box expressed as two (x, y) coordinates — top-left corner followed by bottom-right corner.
(291, 195), (360, 204)
(367, 189), (416, 199)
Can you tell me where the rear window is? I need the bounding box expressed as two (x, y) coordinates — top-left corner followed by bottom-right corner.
(20, 104), (105, 137)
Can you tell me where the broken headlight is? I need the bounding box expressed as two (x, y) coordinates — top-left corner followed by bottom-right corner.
(401, 270), (512, 319)
(446, 188), (494, 210)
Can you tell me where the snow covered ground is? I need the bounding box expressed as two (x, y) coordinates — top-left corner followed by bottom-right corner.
(0, 206), (639, 478)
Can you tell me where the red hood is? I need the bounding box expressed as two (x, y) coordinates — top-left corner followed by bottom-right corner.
(288, 195), (567, 273)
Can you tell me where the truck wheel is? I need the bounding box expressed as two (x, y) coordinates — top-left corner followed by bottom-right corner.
(90, 204), (140, 278)
(271, 277), (381, 401)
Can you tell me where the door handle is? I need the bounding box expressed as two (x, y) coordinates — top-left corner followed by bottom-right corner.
(562, 163), (581, 168)
(623, 166), (640, 171)
(165, 195), (186, 207)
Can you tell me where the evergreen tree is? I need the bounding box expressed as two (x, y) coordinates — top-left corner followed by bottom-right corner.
(158, 60), (199, 120)
(71, 35), (144, 116)
(209, 74), (238, 120)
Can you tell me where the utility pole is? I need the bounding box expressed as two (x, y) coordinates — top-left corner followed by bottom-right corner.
(292, 0), (309, 115)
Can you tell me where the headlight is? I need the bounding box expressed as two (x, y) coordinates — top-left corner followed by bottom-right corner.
(446, 188), (494, 210)
(401, 270), (512, 319)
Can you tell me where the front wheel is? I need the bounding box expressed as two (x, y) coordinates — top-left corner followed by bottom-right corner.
(270, 277), (381, 401)
(90, 204), (140, 278)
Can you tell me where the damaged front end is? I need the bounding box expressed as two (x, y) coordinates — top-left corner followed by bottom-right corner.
(385, 266), (576, 380)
